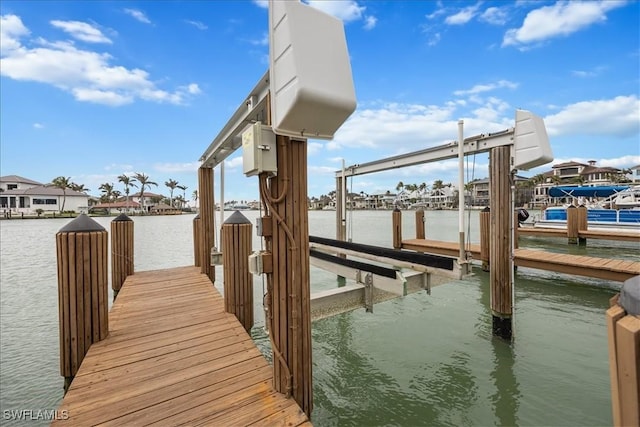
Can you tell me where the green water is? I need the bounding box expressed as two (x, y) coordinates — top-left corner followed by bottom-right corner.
(1, 210), (633, 426)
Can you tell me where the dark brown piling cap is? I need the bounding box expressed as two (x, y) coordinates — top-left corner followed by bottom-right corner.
(59, 213), (105, 232)
(482, 206), (490, 212)
(224, 210), (251, 224)
(194, 214), (200, 219)
(112, 213), (132, 222)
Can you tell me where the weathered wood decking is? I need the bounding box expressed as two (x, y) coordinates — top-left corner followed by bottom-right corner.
(53, 266), (310, 426)
(401, 239), (640, 282)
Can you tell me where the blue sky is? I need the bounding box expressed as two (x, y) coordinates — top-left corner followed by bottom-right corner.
(1, 0), (638, 204)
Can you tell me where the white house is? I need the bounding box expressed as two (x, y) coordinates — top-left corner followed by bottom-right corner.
(0, 175), (89, 214)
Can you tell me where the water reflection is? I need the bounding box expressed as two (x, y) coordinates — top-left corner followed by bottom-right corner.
(490, 337), (520, 427)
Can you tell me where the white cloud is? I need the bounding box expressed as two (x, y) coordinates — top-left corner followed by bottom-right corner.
(599, 155), (640, 169)
(549, 155), (640, 169)
(50, 20), (112, 44)
(249, 32), (269, 46)
(363, 16), (377, 30)
(185, 83), (201, 95)
(571, 66), (606, 78)
(185, 20), (207, 30)
(453, 80), (519, 96)
(124, 9), (151, 25)
(308, 142), (323, 156)
(72, 88), (133, 106)
(154, 162), (200, 173)
(253, 0), (268, 9)
(503, 1), (627, 48)
(254, 1), (374, 28)
(33, 122), (43, 129)
(0, 15), (201, 106)
(426, 2), (446, 20)
(445, 2), (481, 25)
(479, 6), (509, 25)
(0, 14), (30, 52)
(305, 0), (366, 23)
(544, 95), (639, 138)
(104, 163), (134, 171)
(225, 156), (244, 169)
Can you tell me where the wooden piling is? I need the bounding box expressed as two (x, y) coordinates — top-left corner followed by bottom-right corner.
(415, 208), (425, 239)
(566, 205), (579, 245)
(392, 208), (402, 249)
(489, 146), (513, 340)
(56, 214), (109, 392)
(480, 207), (490, 272)
(110, 213), (133, 299)
(261, 135), (312, 416)
(607, 278), (640, 426)
(193, 214), (201, 267)
(577, 205), (588, 245)
(222, 211), (253, 332)
(198, 167), (215, 282)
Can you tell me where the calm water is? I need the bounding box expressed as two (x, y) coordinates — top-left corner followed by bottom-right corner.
(0, 210), (636, 426)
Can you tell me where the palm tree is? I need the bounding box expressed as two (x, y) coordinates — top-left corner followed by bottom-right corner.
(165, 179), (179, 207)
(51, 176), (71, 212)
(174, 195), (186, 209)
(99, 182), (115, 214)
(134, 172), (158, 213)
(118, 174), (137, 213)
(177, 184), (187, 208)
(395, 181), (404, 192)
(70, 183), (90, 193)
(192, 190), (198, 209)
(432, 179), (444, 190)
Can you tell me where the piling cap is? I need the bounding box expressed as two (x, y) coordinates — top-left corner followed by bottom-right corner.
(194, 214), (200, 219)
(112, 213), (132, 222)
(224, 210), (251, 224)
(59, 213), (105, 232)
(619, 275), (640, 315)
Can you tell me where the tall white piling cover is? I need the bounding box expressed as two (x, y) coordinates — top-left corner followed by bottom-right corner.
(268, 0), (356, 139)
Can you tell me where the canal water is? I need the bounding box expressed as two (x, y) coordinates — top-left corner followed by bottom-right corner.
(0, 210), (636, 425)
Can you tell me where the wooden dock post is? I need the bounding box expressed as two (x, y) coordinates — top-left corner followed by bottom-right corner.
(56, 214), (109, 392)
(480, 207), (490, 272)
(415, 208), (425, 239)
(392, 208), (402, 249)
(222, 211), (253, 332)
(566, 205), (579, 244)
(489, 146), (513, 340)
(577, 205), (588, 245)
(193, 214), (201, 267)
(607, 276), (640, 427)
(260, 135), (312, 416)
(111, 213), (133, 300)
(198, 167), (215, 282)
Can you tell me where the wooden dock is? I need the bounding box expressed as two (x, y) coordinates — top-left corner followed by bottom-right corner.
(401, 239), (640, 282)
(53, 266), (310, 426)
(518, 226), (640, 242)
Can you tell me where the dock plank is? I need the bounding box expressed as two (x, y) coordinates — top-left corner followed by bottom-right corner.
(401, 239), (639, 282)
(53, 266), (310, 426)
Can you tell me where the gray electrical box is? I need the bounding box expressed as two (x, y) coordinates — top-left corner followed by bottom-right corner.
(242, 123), (277, 176)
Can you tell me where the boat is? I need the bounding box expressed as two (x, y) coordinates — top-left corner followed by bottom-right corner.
(533, 186), (640, 232)
(609, 185), (640, 209)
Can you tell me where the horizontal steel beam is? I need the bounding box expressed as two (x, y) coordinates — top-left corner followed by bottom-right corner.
(337, 129), (514, 178)
(200, 70), (270, 168)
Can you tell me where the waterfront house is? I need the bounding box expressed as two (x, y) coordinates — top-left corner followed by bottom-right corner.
(0, 175), (89, 215)
(532, 160), (629, 207)
(628, 164), (640, 184)
(130, 191), (164, 213)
